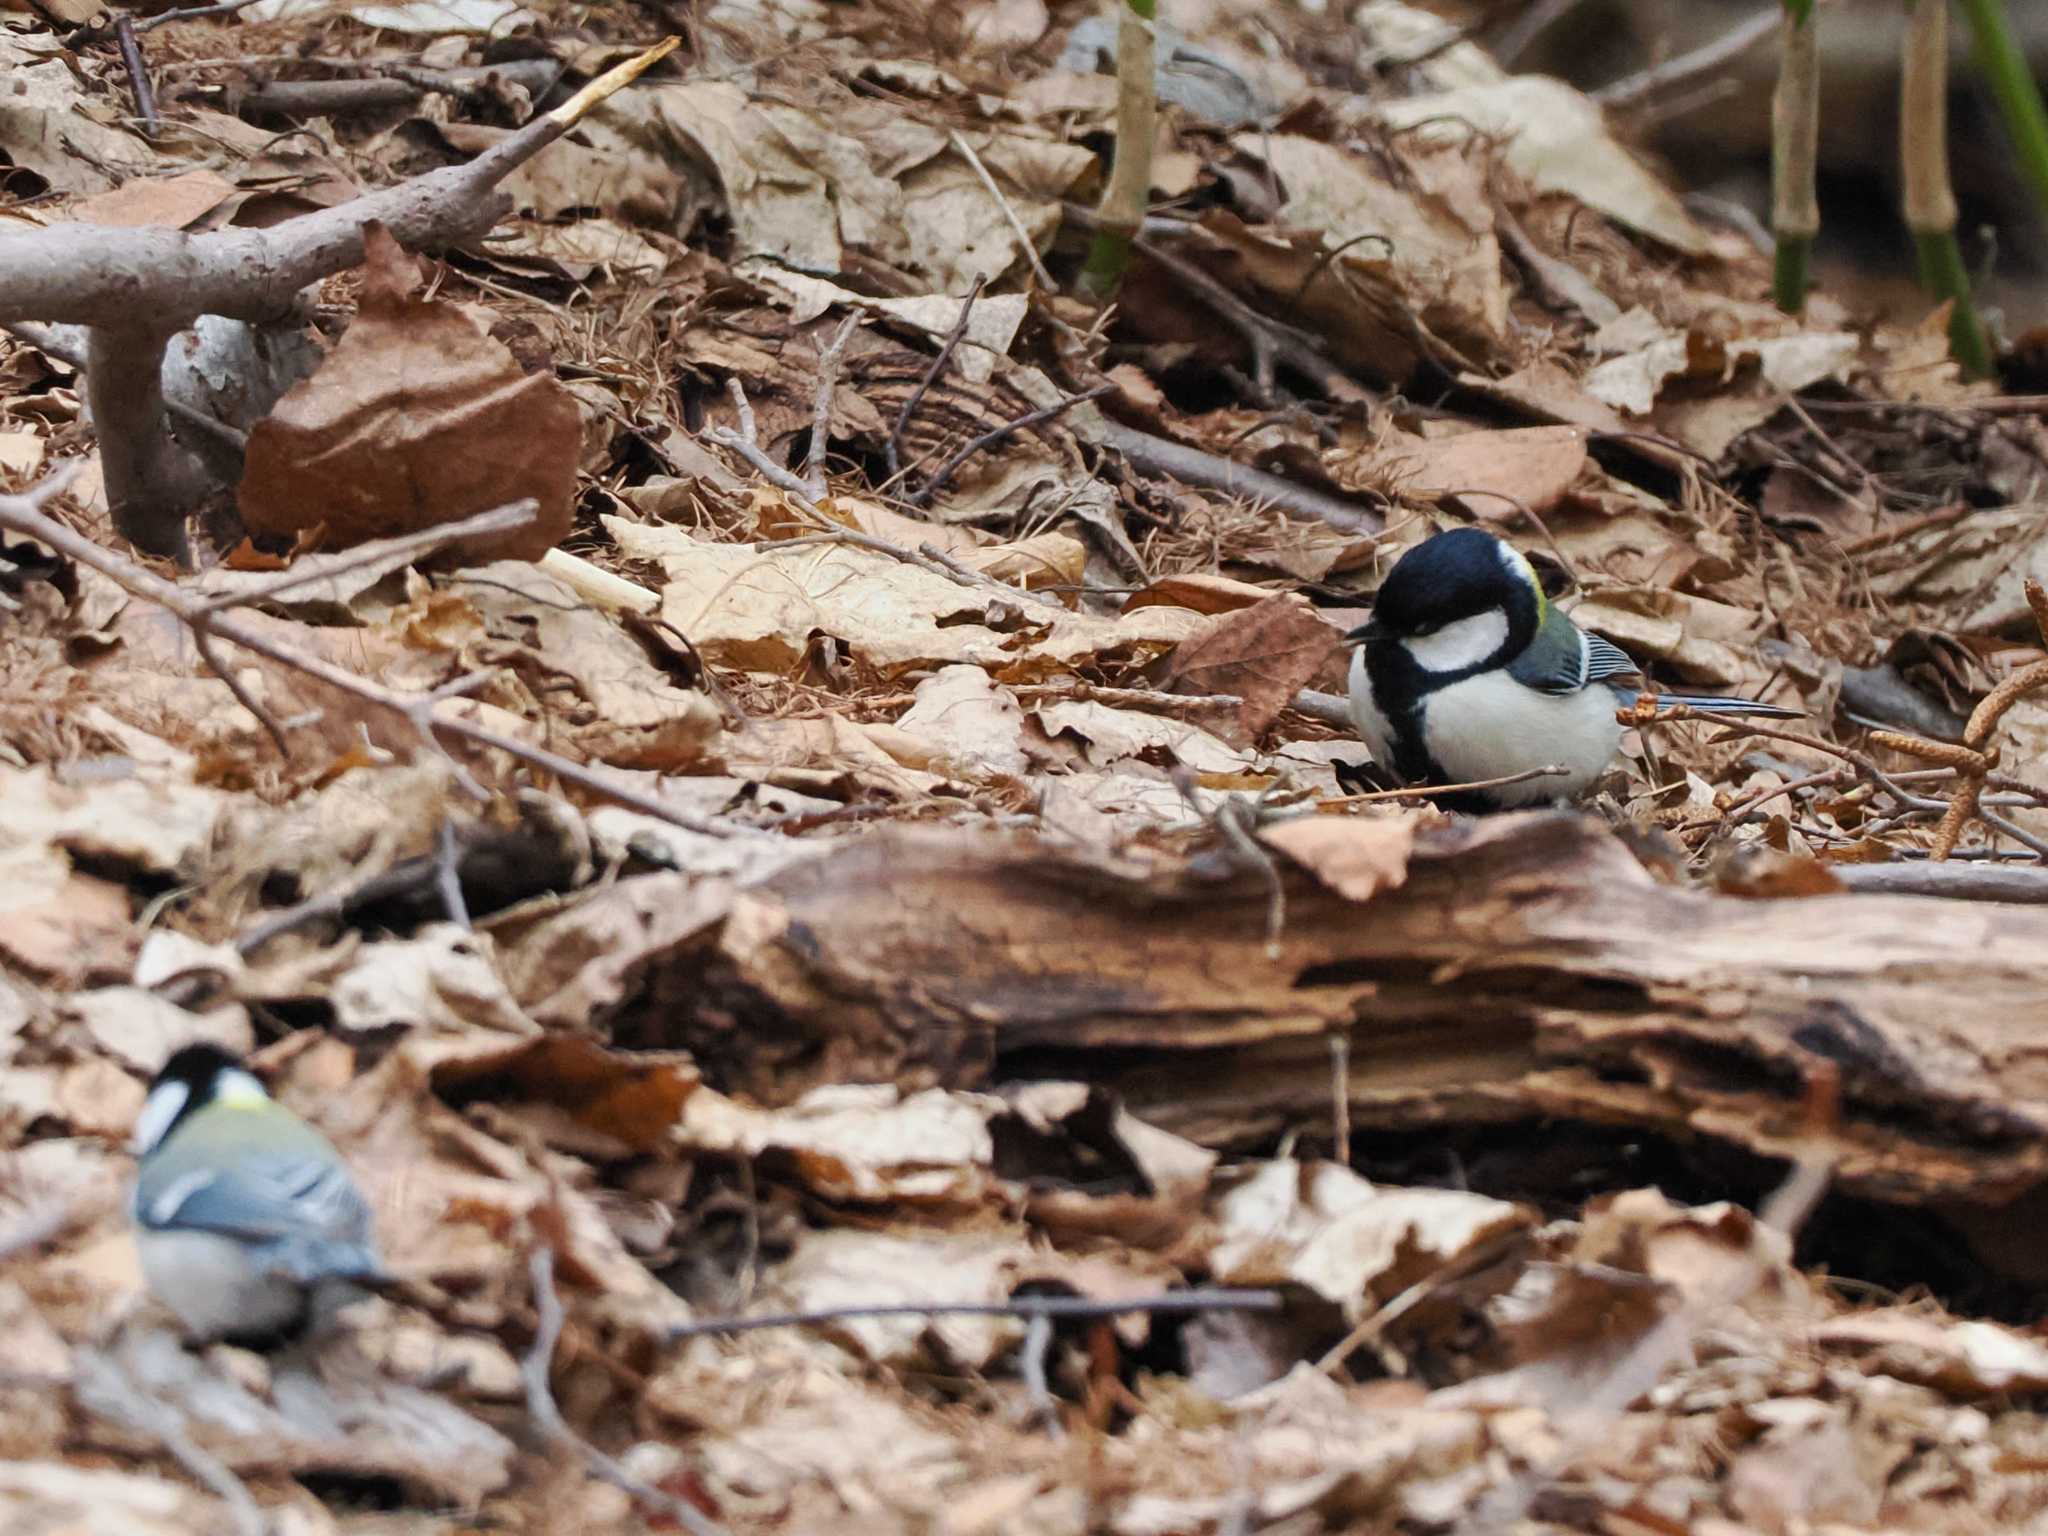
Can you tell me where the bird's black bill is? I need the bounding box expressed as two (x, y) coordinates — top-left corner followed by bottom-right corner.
(1651, 694), (1802, 719)
(1344, 616), (1386, 645)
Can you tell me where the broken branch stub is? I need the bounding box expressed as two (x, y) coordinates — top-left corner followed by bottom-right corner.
(0, 37), (675, 560)
(605, 814), (2048, 1210)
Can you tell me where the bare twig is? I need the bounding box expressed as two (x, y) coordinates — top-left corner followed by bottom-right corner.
(434, 819), (472, 929)
(886, 278), (983, 480)
(804, 313), (860, 500)
(1596, 6), (1777, 111)
(711, 363), (1061, 609)
(1019, 1313), (1058, 1431)
(1831, 862), (2048, 901)
(1175, 767), (1297, 957)
(1857, 579), (2048, 860)
(73, 1351), (266, 1536)
(222, 59), (564, 119)
(0, 468), (739, 840)
(1101, 422), (1384, 535)
(115, 17), (161, 138)
(134, 0), (264, 33)
(909, 382), (1115, 507)
(0, 36), (675, 557)
(949, 132), (1056, 290)
(525, 1249), (727, 1536)
(1318, 764), (1570, 806)
(665, 1287), (1284, 1341)
(1126, 228), (1351, 401)
(1329, 1032), (1351, 1166)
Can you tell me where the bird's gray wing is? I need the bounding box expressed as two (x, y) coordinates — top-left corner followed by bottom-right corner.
(1580, 631), (1640, 686)
(1508, 605), (1638, 695)
(137, 1155), (371, 1246)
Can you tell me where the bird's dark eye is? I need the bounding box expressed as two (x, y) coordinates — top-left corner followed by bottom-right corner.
(1411, 622), (1441, 637)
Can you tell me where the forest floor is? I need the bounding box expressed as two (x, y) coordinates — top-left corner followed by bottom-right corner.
(5, 0), (2048, 1532)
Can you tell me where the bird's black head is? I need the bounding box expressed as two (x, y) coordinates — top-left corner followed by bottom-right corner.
(1347, 528), (1543, 671)
(132, 1043), (265, 1155)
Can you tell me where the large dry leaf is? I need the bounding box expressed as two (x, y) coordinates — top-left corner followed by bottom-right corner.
(1257, 814), (1420, 902)
(1206, 1159), (1531, 1324)
(1382, 425), (1589, 517)
(606, 518), (1200, 680)
(1162, 593), (1344, 742)
(1373, 75), (1709, 255)
(239, 223), (578, 560)
(1227, 133), (1508, 363)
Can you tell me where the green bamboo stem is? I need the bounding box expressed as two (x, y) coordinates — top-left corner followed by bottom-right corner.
(1915, 231), (1996, 375)
(1901, 0), (1994, 377)
(1078, 0), (1158, 301)
(1772, 1), (1821, 314)
(1954, 0), (2048, 221)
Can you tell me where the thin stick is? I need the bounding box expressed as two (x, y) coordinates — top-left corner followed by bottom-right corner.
(134, 0), (263, 32)
(886, 278), (983, 480)
(1319, 764), (1570, 806)
(1329, 1032), (1351, 1166)
(525, 1249), (728, 1536)
(909, 382), (1114, 507)
(114, 16), (160, 138)
(73, 1351), (266, 1536)
(949, 131), (1056, 290)
(0, 468), (739, 840)
(1597, 7), (1777, 111)
(758, 529), (1052, 609)
(665, 1288), (1284, 1341)
(804, 313), (860, 500)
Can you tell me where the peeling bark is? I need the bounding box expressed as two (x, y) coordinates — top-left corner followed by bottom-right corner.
(615, 813), (2048, 1209)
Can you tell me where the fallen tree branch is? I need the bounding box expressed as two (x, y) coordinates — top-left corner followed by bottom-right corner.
(655, 815), (2048, 1206)
(0, 36), (674, 558)
(1100, 420), (1385, 535)
(1830, 862), (2048, 902)
(215, 58), (565, 119)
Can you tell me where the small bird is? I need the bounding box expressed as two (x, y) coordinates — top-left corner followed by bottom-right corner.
(1347, 527), (1798, 811)
(130, 1043), (384, 1346)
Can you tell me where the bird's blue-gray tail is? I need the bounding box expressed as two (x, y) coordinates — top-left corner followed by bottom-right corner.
(261, 1236), (389, 1286)
(1629, 691), (1802, 719)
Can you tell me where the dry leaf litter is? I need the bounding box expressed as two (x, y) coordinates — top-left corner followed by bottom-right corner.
(1, 1), (2047, 1533)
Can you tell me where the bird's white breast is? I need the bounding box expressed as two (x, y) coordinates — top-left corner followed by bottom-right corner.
(1420, 670), (1623, 804)
(136, 1228), (307, 1340)
(1346, 647), (1395, 766)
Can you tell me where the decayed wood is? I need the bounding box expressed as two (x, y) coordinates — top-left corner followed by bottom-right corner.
(642, 812), (2048, 1208)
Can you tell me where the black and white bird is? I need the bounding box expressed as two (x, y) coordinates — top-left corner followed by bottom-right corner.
(130, 1043), (385, 1346)
(1346, 527), (1798, 811)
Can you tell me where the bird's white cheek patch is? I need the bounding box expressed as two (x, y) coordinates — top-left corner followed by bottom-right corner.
(131, 1081), (190, 1156)
(1404, 608), (1509, 673)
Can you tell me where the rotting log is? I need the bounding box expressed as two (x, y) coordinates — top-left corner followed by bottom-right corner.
(598, 812), (2048, 1210)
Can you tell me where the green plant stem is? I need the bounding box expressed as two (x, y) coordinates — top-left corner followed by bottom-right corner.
(1772, 236), (1812, 315)
(1915, 230), (1996, 376)
(1771, 2), (1821, 314)
(1955, 0), (2048, 220)
(1902, 0), (1994, 378)
(1078, 0), (1157, 301)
